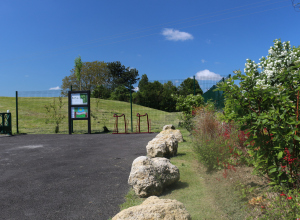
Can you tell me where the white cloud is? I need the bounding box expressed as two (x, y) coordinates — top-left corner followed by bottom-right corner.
(201, 59), (207, 63)
(25, 75), (29, 77)
(206, 39), (211, 44)
(49, 86), (61, 90)
(162, 28), (193, 41)
(214, 62), (221, 65)
(132, 87), (139, 92)
(194, 69), (223, 81)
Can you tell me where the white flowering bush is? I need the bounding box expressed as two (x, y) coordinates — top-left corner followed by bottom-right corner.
(213, 39), (300, 219)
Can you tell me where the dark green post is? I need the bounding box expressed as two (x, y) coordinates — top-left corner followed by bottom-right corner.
(70, 85), (73, 133)
(16, 91), (19, 134)
(193, 76), (196, 96)
(130, 82), (133, 132)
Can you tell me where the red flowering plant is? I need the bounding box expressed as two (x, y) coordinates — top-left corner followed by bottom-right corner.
(212, 40), (300, 219)
(190, 101), (240, 171)
(214, 61), (300, 190)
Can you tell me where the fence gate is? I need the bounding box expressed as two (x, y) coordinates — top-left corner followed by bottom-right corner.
(0, 113), (12, 135)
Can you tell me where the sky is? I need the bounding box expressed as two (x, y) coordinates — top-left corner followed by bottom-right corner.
(1, 0), (299, 97)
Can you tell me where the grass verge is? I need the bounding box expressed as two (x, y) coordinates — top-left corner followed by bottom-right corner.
(113, 128), (253, 219)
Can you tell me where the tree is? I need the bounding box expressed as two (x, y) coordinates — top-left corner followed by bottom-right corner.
(91, 84), (111, 99)
(110, 85), (130, 102)
(136, 80), (164, 109)
(138, 74), (149, 93)
(107, 61), (140, 90)
(74, 56), (83, 90)
(161, 81), (178, 112)
(61, 61), (110, 96)
(178, 78), (203, 96)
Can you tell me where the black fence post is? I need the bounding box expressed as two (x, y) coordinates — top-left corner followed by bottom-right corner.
(16, 91), (19, 134)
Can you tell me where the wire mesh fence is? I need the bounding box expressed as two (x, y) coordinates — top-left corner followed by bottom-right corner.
(10, 75), (230, 134)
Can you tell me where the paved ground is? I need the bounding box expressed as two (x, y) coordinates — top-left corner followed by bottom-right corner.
(0, 133), (158, 220)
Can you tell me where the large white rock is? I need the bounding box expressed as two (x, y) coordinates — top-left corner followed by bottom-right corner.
(146, 134), (178, 158)
(156, 129), (184, 143)
(128, 156), (180, 198)
(112, 196), (191, 220)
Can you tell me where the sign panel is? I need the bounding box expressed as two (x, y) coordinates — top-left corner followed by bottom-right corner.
(68, 90), (91, 134)
(71, 93), (88, 105)
(71, 107), (88, 119)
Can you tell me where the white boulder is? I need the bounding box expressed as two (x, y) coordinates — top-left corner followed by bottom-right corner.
(156, 129), (184, 143)
(146, 134), (178, 158)
(112, 196), (191, 220)
(128, 156), (180, 198)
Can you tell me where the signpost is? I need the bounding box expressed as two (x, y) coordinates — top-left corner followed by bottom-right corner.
(68, 91), (91, 134)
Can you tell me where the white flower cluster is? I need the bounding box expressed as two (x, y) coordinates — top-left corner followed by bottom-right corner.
(243, 39), (300, 90)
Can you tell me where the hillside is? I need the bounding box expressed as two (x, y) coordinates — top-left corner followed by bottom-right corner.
(0, 97), (181, 134)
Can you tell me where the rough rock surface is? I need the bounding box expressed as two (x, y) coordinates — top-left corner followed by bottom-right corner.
(162, 124), (176, 131)
(146, 134), (178, 158)
(112, 196), (191, 220)
(156, 129), (184, 143)
(128, 156), (180, 198)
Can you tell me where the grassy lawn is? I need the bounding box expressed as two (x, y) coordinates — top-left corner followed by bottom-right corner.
(0, 97), (180, 134)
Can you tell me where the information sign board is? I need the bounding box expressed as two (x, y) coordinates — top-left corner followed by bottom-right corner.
(68, 90), (91, 134)
(71, 93), (88, 105)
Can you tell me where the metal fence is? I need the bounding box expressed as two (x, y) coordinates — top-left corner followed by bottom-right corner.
(7, 75), (230, 134)
(202, 74), (231, 111)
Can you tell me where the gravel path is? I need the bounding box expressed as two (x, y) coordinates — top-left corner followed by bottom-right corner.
(0, 133), (157, 220)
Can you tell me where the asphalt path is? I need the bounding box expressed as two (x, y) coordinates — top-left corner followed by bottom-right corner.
(0, 133), (158, 220)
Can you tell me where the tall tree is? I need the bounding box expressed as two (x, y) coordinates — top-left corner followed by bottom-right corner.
(61, 61), (110, 96)
(74, 56), (83, 90)
(161, 81), (178, 112)
(136, 80), (164, 109)
(178, 78), (203, 96)
(107, 61), (140, 90)
(138, 74), (149, 93)
(110, 85), (130, 102)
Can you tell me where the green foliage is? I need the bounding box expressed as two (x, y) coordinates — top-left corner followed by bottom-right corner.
(107, 61), (140, 90)
(91, 84), (111, 99)
(44, 97), (66, 133)
(213, 39), (300, 193)
(135, 77), (177, 111)
(175, 94), (205, 114)
(74, 55), (83, 90)
(110, 85), (130, 102)
(61, 61), (110, 96)
(178, 77), (203, 96)
(173, 94), (205, 131)
(161, 81), (178, 112)
(137, 74), (148, 93)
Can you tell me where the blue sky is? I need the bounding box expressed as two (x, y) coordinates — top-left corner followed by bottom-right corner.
(1, 0), (299, 97)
